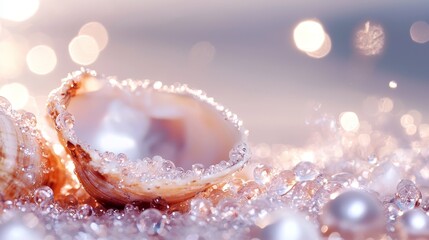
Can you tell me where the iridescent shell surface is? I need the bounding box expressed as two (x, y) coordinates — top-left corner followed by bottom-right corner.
(47, 69), (250, 207)
(0, 97), (64, 199)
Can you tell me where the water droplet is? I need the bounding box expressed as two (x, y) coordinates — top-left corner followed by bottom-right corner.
(22, 112), (37, 127)
(395, 179), (421, 211)
(238, 181), (263, 200)
(56, 112), (75, 130)
(217, 198), (240, 220)
(192, 164), (204, 175)
(136, 208), (164, 236)
(59, 194), (78, 209)
(190, 198), (212, 218)
(161, 160), (175, 172)
(33, 186), (54, 206)
(268, 170), (295, 196)
(293, 161), (319, 181)
(77, 204), (93, 219)
(253, 164), (274, 185)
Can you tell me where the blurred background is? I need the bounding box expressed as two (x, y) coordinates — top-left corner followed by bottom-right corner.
(0, 0), (429, 146)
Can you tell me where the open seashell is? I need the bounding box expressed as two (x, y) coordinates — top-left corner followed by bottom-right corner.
(0, 97), (64, 199)
(47, 69), (250, 207)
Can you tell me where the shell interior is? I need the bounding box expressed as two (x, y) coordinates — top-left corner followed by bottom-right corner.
(48, 69), (250, 204)
(67, 79), (240, 171)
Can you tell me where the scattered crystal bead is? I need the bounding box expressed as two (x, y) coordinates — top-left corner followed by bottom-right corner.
(395, 179), (422, 211)
(253, 164), (274, 185)
(268, 170), (295, 196)
(33, 186), (54, 206)
(136, 208), (164, 236)
(293, 161), (320, 181)
(190, 198), (212, 219)
(77, 204), (93, 220)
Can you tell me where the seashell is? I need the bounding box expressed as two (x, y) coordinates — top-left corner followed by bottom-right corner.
(0, 97), (64, 199)
(47, 69), (250, 207)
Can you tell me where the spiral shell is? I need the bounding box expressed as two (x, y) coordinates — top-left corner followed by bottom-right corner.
(47, 69), (250, 207)
(0, 97), (64, 199)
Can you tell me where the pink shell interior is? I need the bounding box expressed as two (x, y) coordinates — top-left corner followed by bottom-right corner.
(67, 78), (241, 170)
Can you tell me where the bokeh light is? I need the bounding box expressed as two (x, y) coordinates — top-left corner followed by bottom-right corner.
(410, 21), (429, 44)
(400, 113), (415, 136)
(78, 22), (109, 51)
(340, 111), (360, 132)
(0, 40), (24, 78)
(26, 45), (57, 75)
(400, 114), (413, 127)
(0, 0), (40, 22)
(419, 124), (429, 139)
(358, 133), (371, 147)
(189, 41), (216, 66)
(293, 20), (326, 53)
(0, 82), (29, 109)
(389, 81), (397, 89)
(354, 21), (385, 56)
(306, 33), (332, 58)
(68, 35), (99, 65)
(378, 97), (394, 113)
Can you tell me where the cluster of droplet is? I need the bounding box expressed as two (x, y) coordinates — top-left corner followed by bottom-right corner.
(0, 96), (42, 139)
(84, 142), (250, 186)
(7, 69), (429, 239)
(1, 135), (429, 240)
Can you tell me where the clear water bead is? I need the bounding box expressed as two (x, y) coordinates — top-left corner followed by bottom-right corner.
(22, 112), (37, 127)
(395, 179), (422, 211)
(293, 161), (320, 181)
(77, 204), (93, 220)
(33, 186), (54, 206)
(253, 164), (274, 185)
(222, 178), (245, 193)
(161, 159), (175, 172)
(136, 208), (164, 236)
(55, 112), (75, 130)
(190, 198), (212, 218)
(217, 198), (240, 220)
(192, 164), (205, 175)
(268, 170), (295, 196)
(238, 181), (263, 200)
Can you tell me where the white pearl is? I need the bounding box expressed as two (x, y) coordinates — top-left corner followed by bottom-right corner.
(319, 190), (384, 238)
(398, 209), (429, 239)
(260, 210), (321, 240)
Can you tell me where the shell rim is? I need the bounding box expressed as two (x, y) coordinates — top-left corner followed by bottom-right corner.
(46, 68), (251, 184)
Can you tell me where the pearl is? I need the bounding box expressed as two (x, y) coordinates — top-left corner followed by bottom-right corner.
(258, 210), (321, 240)
(319, 190), (384, 238)
(398, 209), (429, 239)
